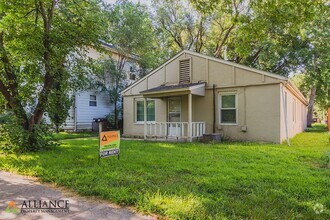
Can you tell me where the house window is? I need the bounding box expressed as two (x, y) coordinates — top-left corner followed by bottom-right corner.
(89, 95), (97, 106)
(219, 94), (237, 124)
(136, 100), (155, 122)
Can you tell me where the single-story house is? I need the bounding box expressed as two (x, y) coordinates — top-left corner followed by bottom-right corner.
(121, 50), (308, 143)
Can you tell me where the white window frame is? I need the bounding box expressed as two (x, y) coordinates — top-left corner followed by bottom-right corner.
(168, 97), (182, 122)
(89, 95), (97, 107)
(218, 92), (238, 125)
(134, 99), (156, 124)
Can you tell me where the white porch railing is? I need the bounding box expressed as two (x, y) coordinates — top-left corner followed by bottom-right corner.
(145, 122), (205, 139)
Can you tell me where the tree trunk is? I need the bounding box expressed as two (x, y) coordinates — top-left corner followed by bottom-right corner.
(307, 86), (316, 127)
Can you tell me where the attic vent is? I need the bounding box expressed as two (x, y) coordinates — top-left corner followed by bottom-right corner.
(179, 59), (191, 84)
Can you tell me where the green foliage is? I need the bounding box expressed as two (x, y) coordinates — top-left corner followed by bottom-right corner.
(0, 115), (57, 153)
(153, 0), (208, 54)
(1, 128), (329, 219)
(0, 111), (12, 124)
(104, 112), (115, 128)
(92, 58), (125, 129)
(299, 4), (330, 111)
(47, 67), (73, 132)
(105, 0), (160, 71)
(0, 0), (106, 150)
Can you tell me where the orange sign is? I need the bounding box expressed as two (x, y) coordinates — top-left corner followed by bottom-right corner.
(100, 131), (120, 147)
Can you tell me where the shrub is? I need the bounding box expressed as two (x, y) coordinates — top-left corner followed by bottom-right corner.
(0, 113), (58, 153)
(0, 111), (14, 124)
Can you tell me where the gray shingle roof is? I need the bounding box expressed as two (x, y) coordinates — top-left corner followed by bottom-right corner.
(140, 82), (205, 94)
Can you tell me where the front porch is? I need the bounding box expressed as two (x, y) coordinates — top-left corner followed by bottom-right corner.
(140, 82), (206, 142)
(145, 121), (205, 141)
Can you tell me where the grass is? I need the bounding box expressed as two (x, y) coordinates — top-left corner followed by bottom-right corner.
(52, 131), (98, 140)
(306, 123), (329, 133)
(0, 125), (329, 219)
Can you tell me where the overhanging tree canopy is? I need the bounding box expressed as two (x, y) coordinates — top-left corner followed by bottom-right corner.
(0, 0), (105, 134)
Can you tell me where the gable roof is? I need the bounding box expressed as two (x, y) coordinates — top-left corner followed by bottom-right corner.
(121, 50), (288, 94)
(99, 40), (140, 61)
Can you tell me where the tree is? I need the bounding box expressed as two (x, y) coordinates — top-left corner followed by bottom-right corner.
(100, 0), (161, 127)
(152, 0), (209, 55)
(157, 0), (328, 128)
(105, 0), (158, 72)
(46, 66), (72, 133)
(0, 0), (105, 150)
(93, 58), (126, 129)
(298, 4), (330, 126)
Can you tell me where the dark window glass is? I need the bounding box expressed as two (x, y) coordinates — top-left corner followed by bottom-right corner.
(136, 101), (144, 121)
(147, 101), (155, 121)
(221, 95), (235, 108)
(89, 95), (97, 107)
(221, 109), (236, 123)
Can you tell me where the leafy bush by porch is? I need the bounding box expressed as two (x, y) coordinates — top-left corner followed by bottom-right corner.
(0, 125), (329, 219)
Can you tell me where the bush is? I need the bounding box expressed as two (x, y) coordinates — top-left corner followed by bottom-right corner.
(0, 113), (58, 153)
(0, 111), (13, 124)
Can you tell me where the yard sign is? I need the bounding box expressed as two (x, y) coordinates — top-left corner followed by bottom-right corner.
(99, 131), (120, 161)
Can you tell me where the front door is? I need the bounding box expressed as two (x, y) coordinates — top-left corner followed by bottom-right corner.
(168, 97), (181, 136)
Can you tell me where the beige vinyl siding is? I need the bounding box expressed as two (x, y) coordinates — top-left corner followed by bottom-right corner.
(280, 84), (307, 142)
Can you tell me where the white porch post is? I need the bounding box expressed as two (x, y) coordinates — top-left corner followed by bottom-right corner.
(188, 93), (192, 141)
(144, 97), (147, 140)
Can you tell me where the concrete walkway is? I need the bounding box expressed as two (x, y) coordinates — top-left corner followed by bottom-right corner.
(0, 171), (155, 220)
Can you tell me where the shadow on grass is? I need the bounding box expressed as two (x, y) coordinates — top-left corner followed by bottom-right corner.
(306, 123), (328, 133)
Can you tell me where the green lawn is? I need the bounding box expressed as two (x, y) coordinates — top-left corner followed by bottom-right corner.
(53, 131), (98, 140)
(1, 126), (329, 219)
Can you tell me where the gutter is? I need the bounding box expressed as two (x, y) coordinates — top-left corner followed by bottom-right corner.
(283, 80), (308, 106)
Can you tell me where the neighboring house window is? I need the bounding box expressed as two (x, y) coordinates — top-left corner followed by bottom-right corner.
(136, 100), (155, 122)
(89, 95), (97, 106)
(219, 93), (237, 124)
(130, 73), (136, 80)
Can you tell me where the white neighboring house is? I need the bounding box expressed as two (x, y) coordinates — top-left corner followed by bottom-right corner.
(46, 42), (139, 130)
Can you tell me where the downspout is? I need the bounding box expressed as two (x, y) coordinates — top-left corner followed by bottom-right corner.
(213, 84), (216, 133)
(281, 83), (290, 146)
